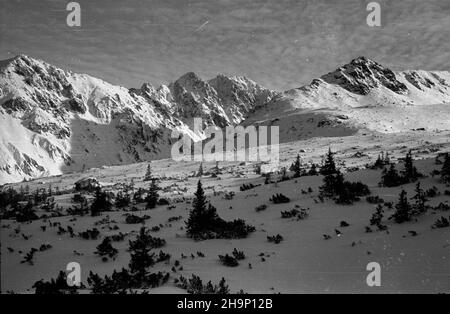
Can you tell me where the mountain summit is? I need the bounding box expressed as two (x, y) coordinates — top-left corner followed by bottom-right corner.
(320, 56), (408, 95)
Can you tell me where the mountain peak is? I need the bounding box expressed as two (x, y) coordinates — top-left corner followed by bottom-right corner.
(350, 56), (376, 65)
(0, 54), (34, 71)
(320, 56), (407, 95)
(175, 72), (203, 84)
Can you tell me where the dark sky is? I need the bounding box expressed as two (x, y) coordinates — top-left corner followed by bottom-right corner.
(1, 0), (449, 91)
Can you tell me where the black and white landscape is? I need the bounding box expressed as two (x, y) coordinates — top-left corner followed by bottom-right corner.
(1, 54), (449, 294)
(1, 0), (450, 295)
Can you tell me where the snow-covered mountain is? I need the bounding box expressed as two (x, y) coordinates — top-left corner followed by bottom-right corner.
(1, 55), (449, 184)
(0, 55), (275, 184)
(244, 57), (450, 143)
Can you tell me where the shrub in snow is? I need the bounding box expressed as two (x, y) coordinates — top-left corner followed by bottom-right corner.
(432, 216), (450, 229)
(33, 271), (81, 294)
(366, 195), (384, 204)
(78, 228), (100, 240)
(232, 248), (246, 260)
(175, 274), (229, 294)
(186, 181), (255, 240)
(125, 214), (150, 224)
(219, 254), (239, 267)
(267, 234), (283, 244)
(270, 193), (290, 204)
(95, 237), (118, 259)
(255, 204), (267, 212)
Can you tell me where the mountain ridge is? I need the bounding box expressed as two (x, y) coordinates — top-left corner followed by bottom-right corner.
(0, 54), (275, 184)
(244, 56), (450, 143)
(1, 54), (450, 184)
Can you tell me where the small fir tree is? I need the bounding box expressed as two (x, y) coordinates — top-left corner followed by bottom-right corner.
(146, 178), (159, 209)
(392, 190), (412, 223)
(128, 227), (156, 279)
(186, 181), (208, 236)
(402, 150), (421, 182)
(411, 181), (428, 215)
(370, 205), (384, 226)
(380, 163), (403, 187)
(90, 188), (112, 216)
(144, 163), (152, 181)
(292, 154), (302, 178)
(320, 148), (338, 176)
(95, 237), (118, 259)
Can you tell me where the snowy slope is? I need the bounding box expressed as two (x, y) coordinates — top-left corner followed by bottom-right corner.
(1, 152), (450, 293)
(245, 57), (450, 143)
(0, 55), (274, 184)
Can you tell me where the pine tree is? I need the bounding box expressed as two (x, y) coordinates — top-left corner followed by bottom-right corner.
(402, 150), (420, 182)
(333, 172), (353, 204)
(319, 171), (339, 198)
(144, 163), (152, 181)
(380, 163), (403, 187)
(292, 154), (302, 178)
(217, 277), (230, 294)
(441, 153), (450, 184)
(90, 188), (112, 216)
(411, 181), (427, 214)
(115, 191), (130, 209)
(372, 153), (384, 169)
(146, 178), (159, 209)
(95, 237), (118, 259)
(320, 148), (338, 176)
(370, 205), (384, 226)
(16, 200), (39, 222)
(186, 181), (218, 236)
(128, 227), (155, 279)
(392, 190), (412, 223)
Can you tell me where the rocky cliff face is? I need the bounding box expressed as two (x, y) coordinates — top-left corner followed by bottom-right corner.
(0, 55), (275, 183)
(130, 72), (276, 127)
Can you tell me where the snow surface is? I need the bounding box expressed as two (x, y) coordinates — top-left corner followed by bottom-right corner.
(1, 132), (450, 293)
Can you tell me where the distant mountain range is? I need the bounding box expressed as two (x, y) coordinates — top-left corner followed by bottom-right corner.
(1, 55), (449, 183)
